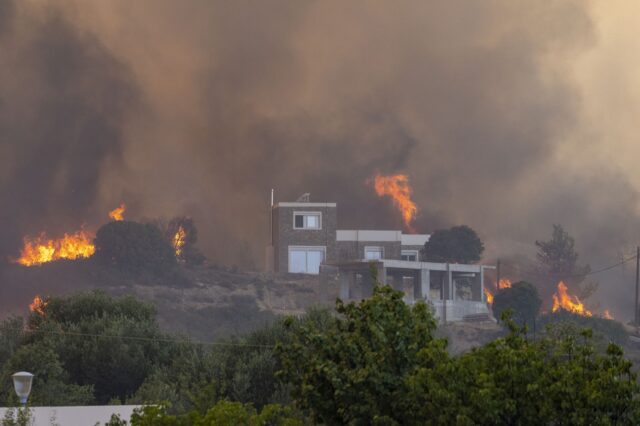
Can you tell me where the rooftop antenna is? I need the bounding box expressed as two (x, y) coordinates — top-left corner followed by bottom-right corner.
(296, 193), (310, 202)
(270, 189), (274, 245)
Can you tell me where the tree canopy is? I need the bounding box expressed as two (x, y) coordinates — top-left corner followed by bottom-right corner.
(423, 225), (484, 263)
(535, 224), (593, 299)
(94, 221), (177, 275)
(491, 281), (541, 329)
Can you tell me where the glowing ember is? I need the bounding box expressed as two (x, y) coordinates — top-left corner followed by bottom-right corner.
(497, 278), (512, 289)
(603, 309), (614, 320)
(173, 226), (186, 257)
(484, 287), (494, 305)
(373, 173), (418, 232)
(109, 203), (126, 221)
(29, 295), (47, 315)
(552, 281), (592, 317)
(16, 230), (95, 266)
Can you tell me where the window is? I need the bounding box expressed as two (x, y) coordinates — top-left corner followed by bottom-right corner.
(288, 246), (326, 274)
(401, 250), (419, 261)
(293, 212), (321, 230)
(364, 246), (384, 260)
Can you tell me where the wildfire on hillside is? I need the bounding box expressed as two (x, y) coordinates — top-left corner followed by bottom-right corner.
(372, 173), (418, 233)
(29, 295), (48, 315)
(173, 226), (186, 257)
(16, 230), (96, 266)
(109, 203), (126, 221)
(552, 281), (592, 317)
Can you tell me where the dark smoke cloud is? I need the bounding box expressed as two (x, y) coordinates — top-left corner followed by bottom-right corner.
(2, 1), (640, 317)
(0, 1), (137, 261)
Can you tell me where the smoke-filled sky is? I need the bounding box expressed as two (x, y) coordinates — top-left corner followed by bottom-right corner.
(2, 0), (640, 312)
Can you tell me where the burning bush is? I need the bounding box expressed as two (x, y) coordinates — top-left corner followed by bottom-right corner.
(161, 216), (205, 265)
(94, 220), (177, 276)
(491, 281), (541, 329)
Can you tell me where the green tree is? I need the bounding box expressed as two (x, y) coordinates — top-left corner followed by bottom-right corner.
(535, 224), (593, 299)
(423, 225), (484, 263)
(0, 291), (176, 405)
(277, 284), (440, 425)
(94, 220), (177, 275)
(405, 316), (640, 424)
(491, 281), (541, 329)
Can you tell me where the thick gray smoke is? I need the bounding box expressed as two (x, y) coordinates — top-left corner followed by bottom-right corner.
(2, 1), (639, 316)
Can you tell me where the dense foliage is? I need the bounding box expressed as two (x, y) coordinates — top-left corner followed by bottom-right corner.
(279, 285), (640, 425)
(491, 281), (542, 329)
(423, 225), (484, 263)
(2, 288), (639, 425)
(94, 221), (177, 275)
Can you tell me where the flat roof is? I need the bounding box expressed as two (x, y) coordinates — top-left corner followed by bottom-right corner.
(337, 230), (430, 244)
(276, 202), (337, 208)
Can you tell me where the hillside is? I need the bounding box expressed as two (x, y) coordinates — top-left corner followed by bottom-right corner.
(0, 261), (325, 340)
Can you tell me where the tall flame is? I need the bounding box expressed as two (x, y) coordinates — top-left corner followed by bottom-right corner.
(552, 281), (592, 317)
(373, 173), (418, 232)
(29, 295), (47, 315)
(16, 231), (95, 266)
(484, 287), (494, 305)
(173, 226), (186, 257)
(109, 203), (126, 221)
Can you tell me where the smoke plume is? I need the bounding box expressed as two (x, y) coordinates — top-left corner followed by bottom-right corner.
(2, 0), (640, 316)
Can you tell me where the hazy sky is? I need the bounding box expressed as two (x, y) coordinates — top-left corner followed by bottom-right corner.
(2, 0), (640, 314)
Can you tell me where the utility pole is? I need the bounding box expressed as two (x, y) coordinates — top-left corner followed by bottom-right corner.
(635, 246), (639, 325)
(496, 259), (501, 290)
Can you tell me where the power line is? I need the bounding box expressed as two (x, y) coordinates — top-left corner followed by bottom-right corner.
(521, 254), (636, 279)
(24, 328), (276, 349)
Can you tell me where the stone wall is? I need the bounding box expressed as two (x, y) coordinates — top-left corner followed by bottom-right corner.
(273, 205), (337, 272)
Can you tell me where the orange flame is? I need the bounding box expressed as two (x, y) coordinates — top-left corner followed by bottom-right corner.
(484, 287), (494, 305)
(552, 281), (592, 317)
(16, 230), (95, 266)
(29, 295), (47, 315)
(603, 309), (614, 320)
(109, 203), (126, 221)
(373, 173), (418, 232)
(497, 278), (512, 289)
(173, 226), (186, 257)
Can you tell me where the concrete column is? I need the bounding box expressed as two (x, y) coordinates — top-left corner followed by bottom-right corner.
(377, 264), (387, 285)
(417, 268), (430, 300)
(339, 272), (350, 300)
(480, 268), (485, 302)
(446, 264), (453, 300)
(362, 271), (374, 298)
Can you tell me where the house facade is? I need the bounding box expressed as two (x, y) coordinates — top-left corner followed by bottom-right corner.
(267, 201), (429, 274)
(265, 196), (495, 322)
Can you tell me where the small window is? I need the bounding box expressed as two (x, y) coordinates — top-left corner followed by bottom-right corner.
(401, 250), (419, 261)
(364, 246), (384, 260)
(293, 212), (321, 229)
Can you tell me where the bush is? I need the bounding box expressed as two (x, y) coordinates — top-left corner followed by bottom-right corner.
(491, 281), (541, 329)
(94, 221), (177, 275)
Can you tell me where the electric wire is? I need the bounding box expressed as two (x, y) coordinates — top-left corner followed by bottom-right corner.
(23, 328), (276, 349)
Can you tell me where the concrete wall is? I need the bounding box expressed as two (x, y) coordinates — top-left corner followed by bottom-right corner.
(336, 240), (402, 261)
(273, 204), (337, 272)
